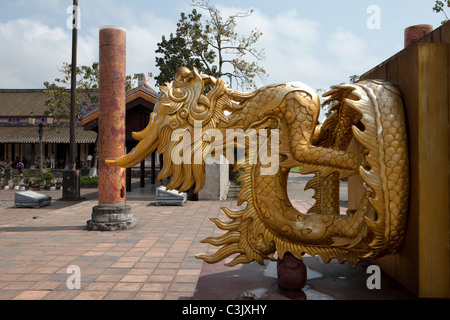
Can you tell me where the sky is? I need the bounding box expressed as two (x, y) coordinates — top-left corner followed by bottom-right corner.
(0, 0), (445, 95)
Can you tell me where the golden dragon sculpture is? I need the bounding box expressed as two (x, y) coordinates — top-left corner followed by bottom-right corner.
(106, 67), (409, 267)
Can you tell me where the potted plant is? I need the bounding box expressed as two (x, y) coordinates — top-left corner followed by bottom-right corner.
(55, 177), (62, 190)
(50, 178), (56, 190)
(3, 171), (10, 190)
(12, 175), (21, 190)
(32, 175), (43, 190)
(44, 168), (53, 190)
(22, 170), (32, 190)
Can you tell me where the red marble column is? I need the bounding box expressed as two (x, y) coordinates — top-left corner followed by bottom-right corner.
(87, 26), (135, 231)
(98, 26), (126, 205)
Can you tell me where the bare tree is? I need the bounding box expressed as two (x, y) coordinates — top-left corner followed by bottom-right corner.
(155, 0), (267, 90)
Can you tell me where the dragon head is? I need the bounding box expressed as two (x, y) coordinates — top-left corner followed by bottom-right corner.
(105, 67), (229, 193)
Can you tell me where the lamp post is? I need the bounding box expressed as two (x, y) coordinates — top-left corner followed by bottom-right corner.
(28, 114), (53, 172)
(62, 0), (81, 200)
(69, 0), (78, 171)
(38, 123), (43, 172)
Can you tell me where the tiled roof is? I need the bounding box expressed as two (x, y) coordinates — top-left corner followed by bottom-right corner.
(0, 90), (49, 117)
(81, 84), (157, 126)
(0, 125), (97, 144)
(0, 76), (156, 143)
(0, 89), (96, 117)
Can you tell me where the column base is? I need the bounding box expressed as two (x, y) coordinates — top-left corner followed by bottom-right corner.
(87, 204), (136, 231)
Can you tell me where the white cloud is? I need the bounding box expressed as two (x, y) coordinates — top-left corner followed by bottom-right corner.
(0, 1), (383, 94)
(206, 7), (323, 89)
(220, 7), (382, 92)
(326, 27), (380, 72)
(125, 25), (166, 87)
(123, 12), (177, 89)
(0, 9), (174, 90)
(0, 18), (72, 88)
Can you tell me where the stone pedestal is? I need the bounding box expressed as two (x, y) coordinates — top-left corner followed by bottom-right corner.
(87, 26), (135, 231)
(87, 205), (136, 231)
(62, 170), (80, 201)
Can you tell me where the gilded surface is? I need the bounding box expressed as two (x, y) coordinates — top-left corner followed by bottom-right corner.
(106, 67), (409, 267)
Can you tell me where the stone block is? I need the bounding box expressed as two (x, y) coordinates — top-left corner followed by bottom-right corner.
(14, 190), (51, 208)
(156, 186), (187, 206)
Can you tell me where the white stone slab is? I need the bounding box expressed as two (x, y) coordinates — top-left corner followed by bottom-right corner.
(14, 190), (51, 208)
(156, 186), (187, 206)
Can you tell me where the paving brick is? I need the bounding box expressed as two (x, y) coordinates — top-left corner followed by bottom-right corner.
(152, 268), (178, 276)
(169, 282), (197, 292)
(0, 290), (22, 299)
(120, 274), (148, 283)
(110, 261), (136, 269)
(148, 275), (174, 283)
(141, 282), (170, 292)
(0, 274), (22, 281)
(94, 274), (123, 282)
(19, 273), (50, 281)
(135, 292), (165, 300)
(2, 281), (35, 291)
(74, 291), (107, 300)
(112, 282), (143, 292)
(0, 177), (357, 301)
(85, 282), (116, 291)
(29, 281), (61, 291)
(13, 290), (51, 300)
(174, 275), (199, 283)
(41, 291), (80, 300)
(103, 291), (136, 300)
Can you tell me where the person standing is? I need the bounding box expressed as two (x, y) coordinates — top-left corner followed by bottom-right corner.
(86, 154), (93, 168)
(16, 161), (24, 177)
(50, 153), (55, 169)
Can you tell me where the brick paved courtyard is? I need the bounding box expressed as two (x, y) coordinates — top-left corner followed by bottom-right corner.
(0, 176), (417, 301)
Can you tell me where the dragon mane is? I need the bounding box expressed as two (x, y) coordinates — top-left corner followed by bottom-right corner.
(156, 67), (230, 193)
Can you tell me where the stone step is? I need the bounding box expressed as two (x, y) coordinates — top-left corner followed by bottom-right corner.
(227, 182), (241, 199)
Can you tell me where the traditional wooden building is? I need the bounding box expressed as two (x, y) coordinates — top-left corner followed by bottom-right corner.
(0, 89), (97, 169)
(0, 74), (159, 186)
(81, 74), (160, 190)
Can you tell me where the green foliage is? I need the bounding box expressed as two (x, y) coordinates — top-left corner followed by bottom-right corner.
(234, 168), (244, 187)
(80, 176), (98, 184)
(155, 24), (207, 86)
(44, 62), (150, 122)
(32, 173), (44, 185)
(43, 168), (54, 182)
(433, 0), (450, 23)
(3, 170), (10, 182)
(23, 170), (33, 181)
(348, 75), (360, 84)
(43, 62), (100, 122)
(12, 175), (21, 184)
(155, 0), (267, 90)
